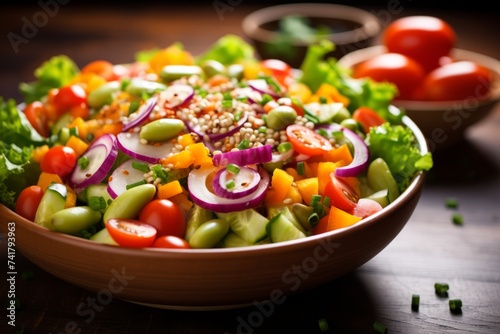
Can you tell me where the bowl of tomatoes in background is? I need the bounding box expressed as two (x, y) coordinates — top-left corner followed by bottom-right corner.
(337, 16), (500, 151)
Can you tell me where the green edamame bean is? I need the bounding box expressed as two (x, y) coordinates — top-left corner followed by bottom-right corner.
(340, 118), (360, 132)
(52, 206), (102, 235)
(159, 65), (203, 82)
(330, 107), (351, 124)
(139, 118), (184, 142)
(266, 106), (297, 130)
(367, 158), (400, 203)
(189, 219), (230, 249)
(126, 78), (167, 97)
(87, 81), (121, 108)
(201, 60), (226, 78)
(103, 184), (156, 222)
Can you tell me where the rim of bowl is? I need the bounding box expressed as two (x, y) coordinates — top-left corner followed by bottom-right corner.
(337, 45), (500, 109)
(241, 3), (381, 47)
(3, 116), (428, 258)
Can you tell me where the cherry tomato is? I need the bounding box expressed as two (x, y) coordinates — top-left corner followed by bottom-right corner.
(40, 145), (77, 178)
(152, 235), (191, 249)
(352, 107), (386, 133)
(24, 101), (50, 137)
(323, 174), (359, 213)
(260, 59), (293, 87)
(286, 124), (332, 156)
(353, 53), (425, 100)
(383, 16), (456, 72)
(352, 198), (383, 219)
(81, 60), (116, 81)
(139, 199), (186, 238)
(15, 185), (44, 221)
(51, 84), (87, 118)
(421, 61), (492, 101)
(106, 218), (157, 248)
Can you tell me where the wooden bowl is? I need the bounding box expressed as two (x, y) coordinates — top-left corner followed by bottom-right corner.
(338, 45), (500, 151)
(0, 117), (427, 310)
(241, 3), (381, 68)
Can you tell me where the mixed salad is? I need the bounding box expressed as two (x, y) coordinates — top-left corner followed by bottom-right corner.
(0, 35), (433, 249)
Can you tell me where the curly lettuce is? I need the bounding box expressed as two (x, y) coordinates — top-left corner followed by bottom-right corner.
(366, 122), (433, 192)
(195, 35), (255, 66)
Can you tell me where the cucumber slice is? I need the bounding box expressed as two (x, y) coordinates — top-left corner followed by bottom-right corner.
(267, 212), (307, 243)
(222, 231), (253, 248)
(216, 209), (269, 244)
(90, 228), (118, 245)
(34, 183), (67, 230)
(267, 205), (307, 234)
(304, 102), (345, 124)
(84, 184), (113, 212)
(367, 189), (390, 208)
(367, 158), (400, 203)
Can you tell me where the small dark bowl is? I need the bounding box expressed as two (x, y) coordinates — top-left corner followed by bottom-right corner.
(242, 3), (381, 67)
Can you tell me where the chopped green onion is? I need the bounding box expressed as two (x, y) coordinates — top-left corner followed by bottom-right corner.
(310, 194), (322, 207)
(297, 161), (305, 175)
(452, 213), (463, 225)
(411, 294), (420, 311)
(197, 88), (208, 98)
(126, 179), (147, 190)
(308, 212), (320, 226)
(319, 96), (327, 104)
(237, 138), (250, 150)
(258, 126), (268, 134)
(225, 180), (235, 189)
(234, 110), (243, 121)
(151, 164), (168, 183)
(449, 299), (462, 312)
(373, 321), (388, 334)
(322, 196), (330, 207)
(77, 156), (90, 169)
(226, 164), (240, 174)
(68, 127), (78, 137)
(277, 142), (293, 153)
(222, 99), (233, 108)
(434, 282), (449, 296)
(260, 93), (273, 106)
(86, 132), (95, 142)
(132, 160), (150, 173)
(128, 100), (140, 115)
(445, 197), (459, 209)
(304, 113), (319, 124)
(88, 196), (107, 211)
(318, 318), (329, 332)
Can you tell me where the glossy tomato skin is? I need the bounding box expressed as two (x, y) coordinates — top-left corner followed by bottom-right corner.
(286, 124), (332, 156)
(422, 61), (492, 101)
(323, 174), (359, 213)
(260, 59), (293, 87)
(384, 16), (456, 72)
(139, 199), (186, 238)
(106, 218), (157, 248)
(24, 101), (50, 137)
(51, 84), (87, 118)
(152, 235), (191, 249)
(15, 185), (44, 221)
(353, 53), (425, 100)
(40, 146), (77, 178)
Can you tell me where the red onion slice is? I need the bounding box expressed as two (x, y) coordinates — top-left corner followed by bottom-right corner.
(185, 112), (248, 142)
(116, 132), (175, 163)
(212, 166), (261, 199)
(233, 87), (262, 104)
(334, 127), (369, 177)
(188, 166), (270, 213)
(247, 79), (280, 99)
(122, 95), (158, 131)
(212, 144), (273, 167)
(159, 84), (194, 108)
(107, 159), (147, 199)
(69, 134), (118, 190)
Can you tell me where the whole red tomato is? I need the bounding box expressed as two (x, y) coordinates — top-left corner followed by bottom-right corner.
(422, 61), (492, 101)
(15, 185), (44, 221)
(40, 145), (77, 178)
(353, 53), (425, 100)
(139, 199), (186, 238)
(51, 84), (87, 118)
(383, 16), (456, 72)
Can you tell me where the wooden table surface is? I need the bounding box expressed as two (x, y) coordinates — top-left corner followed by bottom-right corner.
(1, 2), (499, 333)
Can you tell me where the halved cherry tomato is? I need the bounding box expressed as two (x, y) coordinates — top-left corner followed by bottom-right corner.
(353, 53), (425, 100)
(15, 185), (44, 221)
(152, 235), (191, 249)
(352, 107), (386, 134)
(421, 61), (492, 101)
(40, 146), (77, 178)
(383, 16), (456, 72)
(139, 199), (186, 238)
(106, 218), (157, 248)
(323, 174), (359, 213)
(24, 101), (50, 137)
(81, 60), (116, 81)
(286, 124), (332, 156)
(51, 84), (87, 118)
(260, 59), (293, 87)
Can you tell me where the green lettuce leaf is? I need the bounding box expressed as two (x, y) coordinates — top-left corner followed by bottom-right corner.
(195, 35), (255, 65)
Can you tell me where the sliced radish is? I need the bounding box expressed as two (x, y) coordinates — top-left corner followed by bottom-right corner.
(188, 166), (270, 213)
(212, 166), (261, 199)
(69, 134), (118, 190)
(212, 144), (273, 167)
(107, 159), (148, 198)
(122, 95), (158, 131)
(117, 132), (175, 163)
(159, 84), (194, 108)
(185, 112), (248, 142)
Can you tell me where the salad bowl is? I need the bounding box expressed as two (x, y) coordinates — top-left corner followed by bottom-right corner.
(0, 114), (427, 310)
